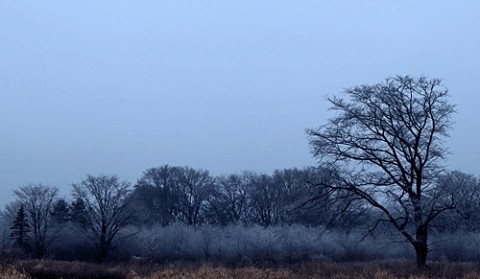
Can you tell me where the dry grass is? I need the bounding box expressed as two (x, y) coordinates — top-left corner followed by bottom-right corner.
(127, 263), (480, 279)
(0, 265), (29, 279)
(13, 260), (129, 279)
(1, 260), (480, 279)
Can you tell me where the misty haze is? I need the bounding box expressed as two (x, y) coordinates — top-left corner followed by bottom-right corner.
(1, 1), (480, 278)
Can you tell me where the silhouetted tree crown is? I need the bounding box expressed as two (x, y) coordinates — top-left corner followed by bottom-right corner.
(13, 184), (58, 258)
(73, 175), (133, 262)
(307, 75), (455, 265)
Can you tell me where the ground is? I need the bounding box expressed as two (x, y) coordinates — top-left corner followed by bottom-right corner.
(1, 259), (480, 279)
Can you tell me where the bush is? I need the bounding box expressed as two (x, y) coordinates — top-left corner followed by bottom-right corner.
(430, 232), (480, 262)
(126, 223), (412, 265)
(15, 220), (480, 265)
(47, 223), (94, 261)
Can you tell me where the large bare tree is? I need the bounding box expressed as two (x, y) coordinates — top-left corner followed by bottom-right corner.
(73, 175), (132, 262)
(14, 184), (58, 258)
(307, 76), (455, 265)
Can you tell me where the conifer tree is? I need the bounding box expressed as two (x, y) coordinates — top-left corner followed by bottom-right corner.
(10, 204), (30, 249)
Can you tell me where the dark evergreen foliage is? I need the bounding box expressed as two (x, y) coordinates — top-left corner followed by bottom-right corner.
(70, 197), (88, 228)
(10, 204), (30, 250)
(51, 199), (70, 224)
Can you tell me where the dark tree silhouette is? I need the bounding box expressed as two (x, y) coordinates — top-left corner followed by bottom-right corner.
(307, 76), (455, 265)
(248, 173), (288, 227)
(73, 175), (133, 262)
(173, 167), (215, 227)
(131, 166), (215, 227)
(70, 197), (88, 228)
(14, 184), (58, 258)
(293, 167), (367, 229)
(204, 173), (251, 225)
(432, 171), (480, 233)
(10, 204), (30, 251)
(131, 165), (180, 226)
(51, 199), (70, 224)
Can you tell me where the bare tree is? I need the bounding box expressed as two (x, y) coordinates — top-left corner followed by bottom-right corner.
(205, 172), (251, 225)
(307, 76), (455, 265)
(249, 173), (278, 227)
(131, 165), (179, 226)
(73, 175), (132, 262)
(293, 167), (368, 229)
(172, 167), (215, 227)
(433, 171), (480, 232)
(130, 166), (215, 227)
(272, 168), (321, 225)
(14, 184), (58, 258)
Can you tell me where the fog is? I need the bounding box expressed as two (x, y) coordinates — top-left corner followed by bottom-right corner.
(1, 1), (479, 207)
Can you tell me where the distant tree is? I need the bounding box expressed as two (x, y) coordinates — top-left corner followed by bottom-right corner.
(307, 76), (455, 265)
(131, 165), (179, 226)
(0, 211), (10, 253)
(248, 173), (278, 227)
(271, 168), (316, 225)
(14, 184), (58, 258)
(433, 171), (480, 232)
(204, 173), (251, 225)
(173, 167), (215, 227)
(10, 204), (30, 251)
(70, 197), (88, 228)
(131, 165), (215, 227)
(73, 175), (133, 262)
(51, 199), (70, 224)
(295, 167), (369, 229)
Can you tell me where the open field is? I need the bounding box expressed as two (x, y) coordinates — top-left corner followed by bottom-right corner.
(1, 260), (480, 279)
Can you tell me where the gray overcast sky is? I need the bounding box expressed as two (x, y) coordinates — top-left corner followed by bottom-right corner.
(1, 1), (479, 207)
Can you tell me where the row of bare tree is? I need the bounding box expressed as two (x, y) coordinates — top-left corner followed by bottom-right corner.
(0, 166), (350, 261)
(128, 165), (359, 228)
(2, 168), (480, 262)
(3, 177), (131, 262)
(1, 76), (477, 266)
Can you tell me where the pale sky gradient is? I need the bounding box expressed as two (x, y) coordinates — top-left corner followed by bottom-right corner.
(1, 1), (479, 207)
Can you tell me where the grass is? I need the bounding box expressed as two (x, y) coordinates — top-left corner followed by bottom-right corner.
(0, 265), (29, 279)
(1, 259), (480, 279)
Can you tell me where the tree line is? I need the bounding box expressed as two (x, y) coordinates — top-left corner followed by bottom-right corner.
(1, 166), (353, 261)
(1, 76), (477, 266)
(2, 168), (479, 263)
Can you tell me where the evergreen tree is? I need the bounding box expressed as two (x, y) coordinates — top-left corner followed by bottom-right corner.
(51, 199), (71, 224)
(10, 204), (30, 250)
(70, 197), (88, 228)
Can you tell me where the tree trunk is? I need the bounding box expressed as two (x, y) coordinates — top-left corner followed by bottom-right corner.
(97, 247), (108, 262)
(414, 225), (428, 266)
(97, 233), (109, 262)
(35, 237), (45, 258)
(35, 245), (44, 258)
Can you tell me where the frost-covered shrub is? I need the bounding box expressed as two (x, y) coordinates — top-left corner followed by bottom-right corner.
(313, 229), (410, 262)
(431, 232), (480, 262)
(122, 223), (414, 264)
(271, 225), (322, 263)
(0, 215), (10, 254)
(48, 223), (93, 261)
(131, 223), (204, 262)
